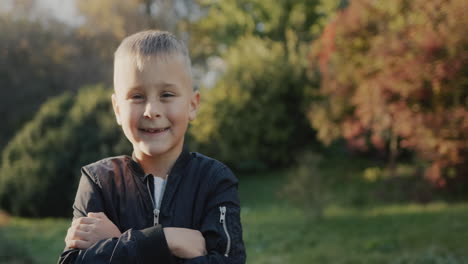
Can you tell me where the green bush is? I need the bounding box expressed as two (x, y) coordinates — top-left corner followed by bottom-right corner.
(0, 85), (131, 217)
(189, 36), (315, 170)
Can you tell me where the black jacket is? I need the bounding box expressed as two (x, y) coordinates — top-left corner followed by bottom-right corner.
(58, 149), (246, 264)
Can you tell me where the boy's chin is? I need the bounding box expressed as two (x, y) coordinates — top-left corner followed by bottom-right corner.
(139, 149), (168, 158)
(135, 144), (182, 159)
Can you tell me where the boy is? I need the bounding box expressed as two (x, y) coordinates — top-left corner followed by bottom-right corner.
(58, 30), (246, 264)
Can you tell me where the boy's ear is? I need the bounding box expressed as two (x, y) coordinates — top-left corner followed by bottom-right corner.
(189, 91), (200, 122)
(111, 93), (122, 125)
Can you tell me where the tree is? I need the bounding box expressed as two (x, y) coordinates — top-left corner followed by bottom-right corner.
(76, 0), (197, 41)
(310, 0), (468, 187)
(186, 0), (331, 169)
(185, 0), (339, 62)
(186, 0), (347, 168)
(0, 14), (72, 149)
(0, 10), (115, 150)
(0, 1), (197, 151)
(190, 35), (315, 169)
(0, 85), (131, 217)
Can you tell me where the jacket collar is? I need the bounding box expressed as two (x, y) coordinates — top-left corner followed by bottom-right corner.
(128, 148), (191, 180)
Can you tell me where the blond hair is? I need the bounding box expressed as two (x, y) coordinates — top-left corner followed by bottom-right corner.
(114, 30), (192, 74)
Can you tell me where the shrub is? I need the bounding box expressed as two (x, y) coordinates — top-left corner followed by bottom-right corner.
(0, 85), (131, 217)
(189, 36), (315, 170)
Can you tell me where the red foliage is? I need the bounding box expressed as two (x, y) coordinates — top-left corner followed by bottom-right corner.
(310, 0), (468, 185)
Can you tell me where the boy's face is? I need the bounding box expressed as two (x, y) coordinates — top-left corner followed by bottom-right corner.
(112, 54), (199, 160)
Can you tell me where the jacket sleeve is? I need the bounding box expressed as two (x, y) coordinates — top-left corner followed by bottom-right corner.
(58, 168), (176, 264)
(181, 167), (246, 264)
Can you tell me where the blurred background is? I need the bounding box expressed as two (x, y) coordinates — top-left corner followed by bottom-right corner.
(0, 0), (467, 263)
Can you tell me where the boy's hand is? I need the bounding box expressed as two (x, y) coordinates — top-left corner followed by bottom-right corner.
(164, 227), (207, 259)
(65, 212), (121, 250)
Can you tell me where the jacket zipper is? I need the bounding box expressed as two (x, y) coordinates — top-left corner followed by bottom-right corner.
(219, 206), (231, 257)
(153, 208), (160, 226)
(147, 179), (160, 226)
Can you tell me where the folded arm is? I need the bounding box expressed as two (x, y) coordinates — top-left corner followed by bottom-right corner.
(58, 170), (176, 264)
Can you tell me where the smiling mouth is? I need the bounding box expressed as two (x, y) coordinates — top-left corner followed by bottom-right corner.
(139, 127), (170, 133)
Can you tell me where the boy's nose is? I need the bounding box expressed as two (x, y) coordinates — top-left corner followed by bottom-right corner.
(143, 101), (161, 119)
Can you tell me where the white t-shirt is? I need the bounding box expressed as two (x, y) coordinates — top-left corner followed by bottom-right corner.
(153, 176), (166, 209)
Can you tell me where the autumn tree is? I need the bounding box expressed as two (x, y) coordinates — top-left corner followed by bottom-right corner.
(310, 0), (468, 187)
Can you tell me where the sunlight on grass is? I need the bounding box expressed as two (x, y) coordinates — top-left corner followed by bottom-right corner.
(2, 164), (468, 264)
(1, 217), (69, 264)
(324, 201), (468, 217)
(1, 202), (467, 264)
(241, 201), (468, 264)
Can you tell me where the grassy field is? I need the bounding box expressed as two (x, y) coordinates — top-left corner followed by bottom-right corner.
(239, 170), (468, 264)
(1, 168), (468, 263)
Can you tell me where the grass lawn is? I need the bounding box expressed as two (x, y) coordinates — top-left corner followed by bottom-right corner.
(239, 170), (468, 264)
(242, 203), (468, 264)
(1, 169), (467, 263)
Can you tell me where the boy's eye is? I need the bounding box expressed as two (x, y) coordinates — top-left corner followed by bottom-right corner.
(130, 94), (144, 100)
(161, 92), (175, 98)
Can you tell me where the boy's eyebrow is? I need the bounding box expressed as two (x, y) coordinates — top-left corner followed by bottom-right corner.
(157, 81), (178, 88)
(151, 82), (181, 90)
(124, 82), (181, 92)
(126, 85), (144, 92)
